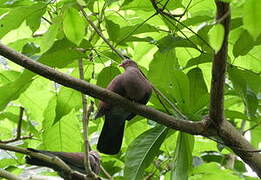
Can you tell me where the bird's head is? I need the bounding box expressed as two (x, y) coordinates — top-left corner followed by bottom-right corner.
(119, 59), (138, 69)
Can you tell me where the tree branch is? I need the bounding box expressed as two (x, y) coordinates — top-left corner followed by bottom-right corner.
(0, 143), (87, 180)
(0, 168), (22, 180)
(0, 106), (33, 143)
(0, 43), (208, 135)
(78, 59), (96, 178)
(209, 1), (230, 125)
(0, 37), (261, 177)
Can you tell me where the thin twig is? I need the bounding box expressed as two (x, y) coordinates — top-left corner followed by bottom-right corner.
(41, 16), (52, 25)
(0, 107), (33, 143)
(150, 0), (213, 51)
(100, 165), (113, 180)
(79, 5), (125, 59)
(16, 107), (24, 139)
(116, 12), (158, 46)
(0, 135), (33, 143)
(78, 59), (96, 178)
(78, 3), (186, 120)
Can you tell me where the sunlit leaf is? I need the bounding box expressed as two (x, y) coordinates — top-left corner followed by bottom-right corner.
(124, 125), (169, 180)
(63, 8), (86, 45)
(208, 24), (225, 52)
(243, 0), (261, 39)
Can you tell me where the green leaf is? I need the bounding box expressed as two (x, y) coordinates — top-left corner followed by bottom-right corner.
(21, 42), (40, 57)
(38, 39), (87, 68)
(171, 132), (194, 180)
(54, 86), (82, 124)
(244, 90), (258, 118)
(96, 66), (121, 88)
(233, 30), (254, 58)
(148, 49), (190, 112)
(18, 77), (53, 123)
(224, 110), (248, 121)
(185, 54), (213, 69)
(192, 162), (242, 180)
(251, 121), (261, 148)
(157, 35), (195, 52)
(43, 110), (82, 152)
(0, 70), (20, 85)
(228, 66), (261, 94)
(0, 0), (34, 8)
(25, 4), (46, 32)
(43, 96), (57, 129)
(243, 0), (261, 39)
(121, 0), (154, 11)
(208, 24), (225, 52)
(105, 18), (120, 43)
(63, 8), (86, 45)
(124, 125), (169, 180)
(38, 22), (60, 53)
(0, 2), (47, 39)
(0, 70), (34, 111)
(187, 68), (209, 114)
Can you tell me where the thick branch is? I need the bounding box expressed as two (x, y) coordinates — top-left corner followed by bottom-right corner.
(0, 42), (208, 136)
(0, 143), (87, 180)
(219, 121), (261, 177)
(209, 1), (230, 124)
(0, 42), (261, 176)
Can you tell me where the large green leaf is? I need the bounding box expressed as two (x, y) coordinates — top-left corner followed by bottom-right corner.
(157, 35), (196, 52)
(63, 8), (86, 45)
(208, 24), (225, 52)
(96, 66), (121, 88)
(124, 125), (169, 180)
(243, 0), (261, 39)
(192, 162), (242, 180)
(185, 54), (213, 69)
(187, 67), (209, 115)
(53, 86), (82, 124)
(148, 49), (190, 112)
(37, 22), (60, 53)
(251, 120), (261, 148)
(171, 132), (194, 180)
(0, 2), (47, 38)
(43, 110), (82, 152)
(18, 77), (53, 123)
(25, 3), (46, 33)
(38, 39), (87, 68)
(233, 30), (254, 58)
(0, 70), (34, 111)
(0, 70), (20, 85)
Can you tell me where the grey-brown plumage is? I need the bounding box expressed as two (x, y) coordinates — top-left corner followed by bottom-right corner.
(25, 148), (100, 179)
(95, 59), (152, 155)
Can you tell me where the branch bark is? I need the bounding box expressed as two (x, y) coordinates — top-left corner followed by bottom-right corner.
(78, 59), (95, 178)
(0, 143), (87, 180)
(0, 41), (261, 177)
(209, 1), (230, 125)
(0, 168), (22, 180)
(0, 42), (208, 136)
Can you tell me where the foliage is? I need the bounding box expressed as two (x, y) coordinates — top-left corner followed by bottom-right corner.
(0, 0), (260, 179)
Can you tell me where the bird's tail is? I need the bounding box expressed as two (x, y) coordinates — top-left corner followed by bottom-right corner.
(97, 114), (126, 155)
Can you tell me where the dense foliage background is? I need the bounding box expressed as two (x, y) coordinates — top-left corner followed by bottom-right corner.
(0, 0), (260, 179)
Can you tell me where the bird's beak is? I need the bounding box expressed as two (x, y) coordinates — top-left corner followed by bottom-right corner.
(119, 63), (123, 67)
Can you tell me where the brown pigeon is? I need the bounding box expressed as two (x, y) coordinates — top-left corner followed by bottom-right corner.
(25, 148), (100, 178)
(95, 59), (152, 155)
